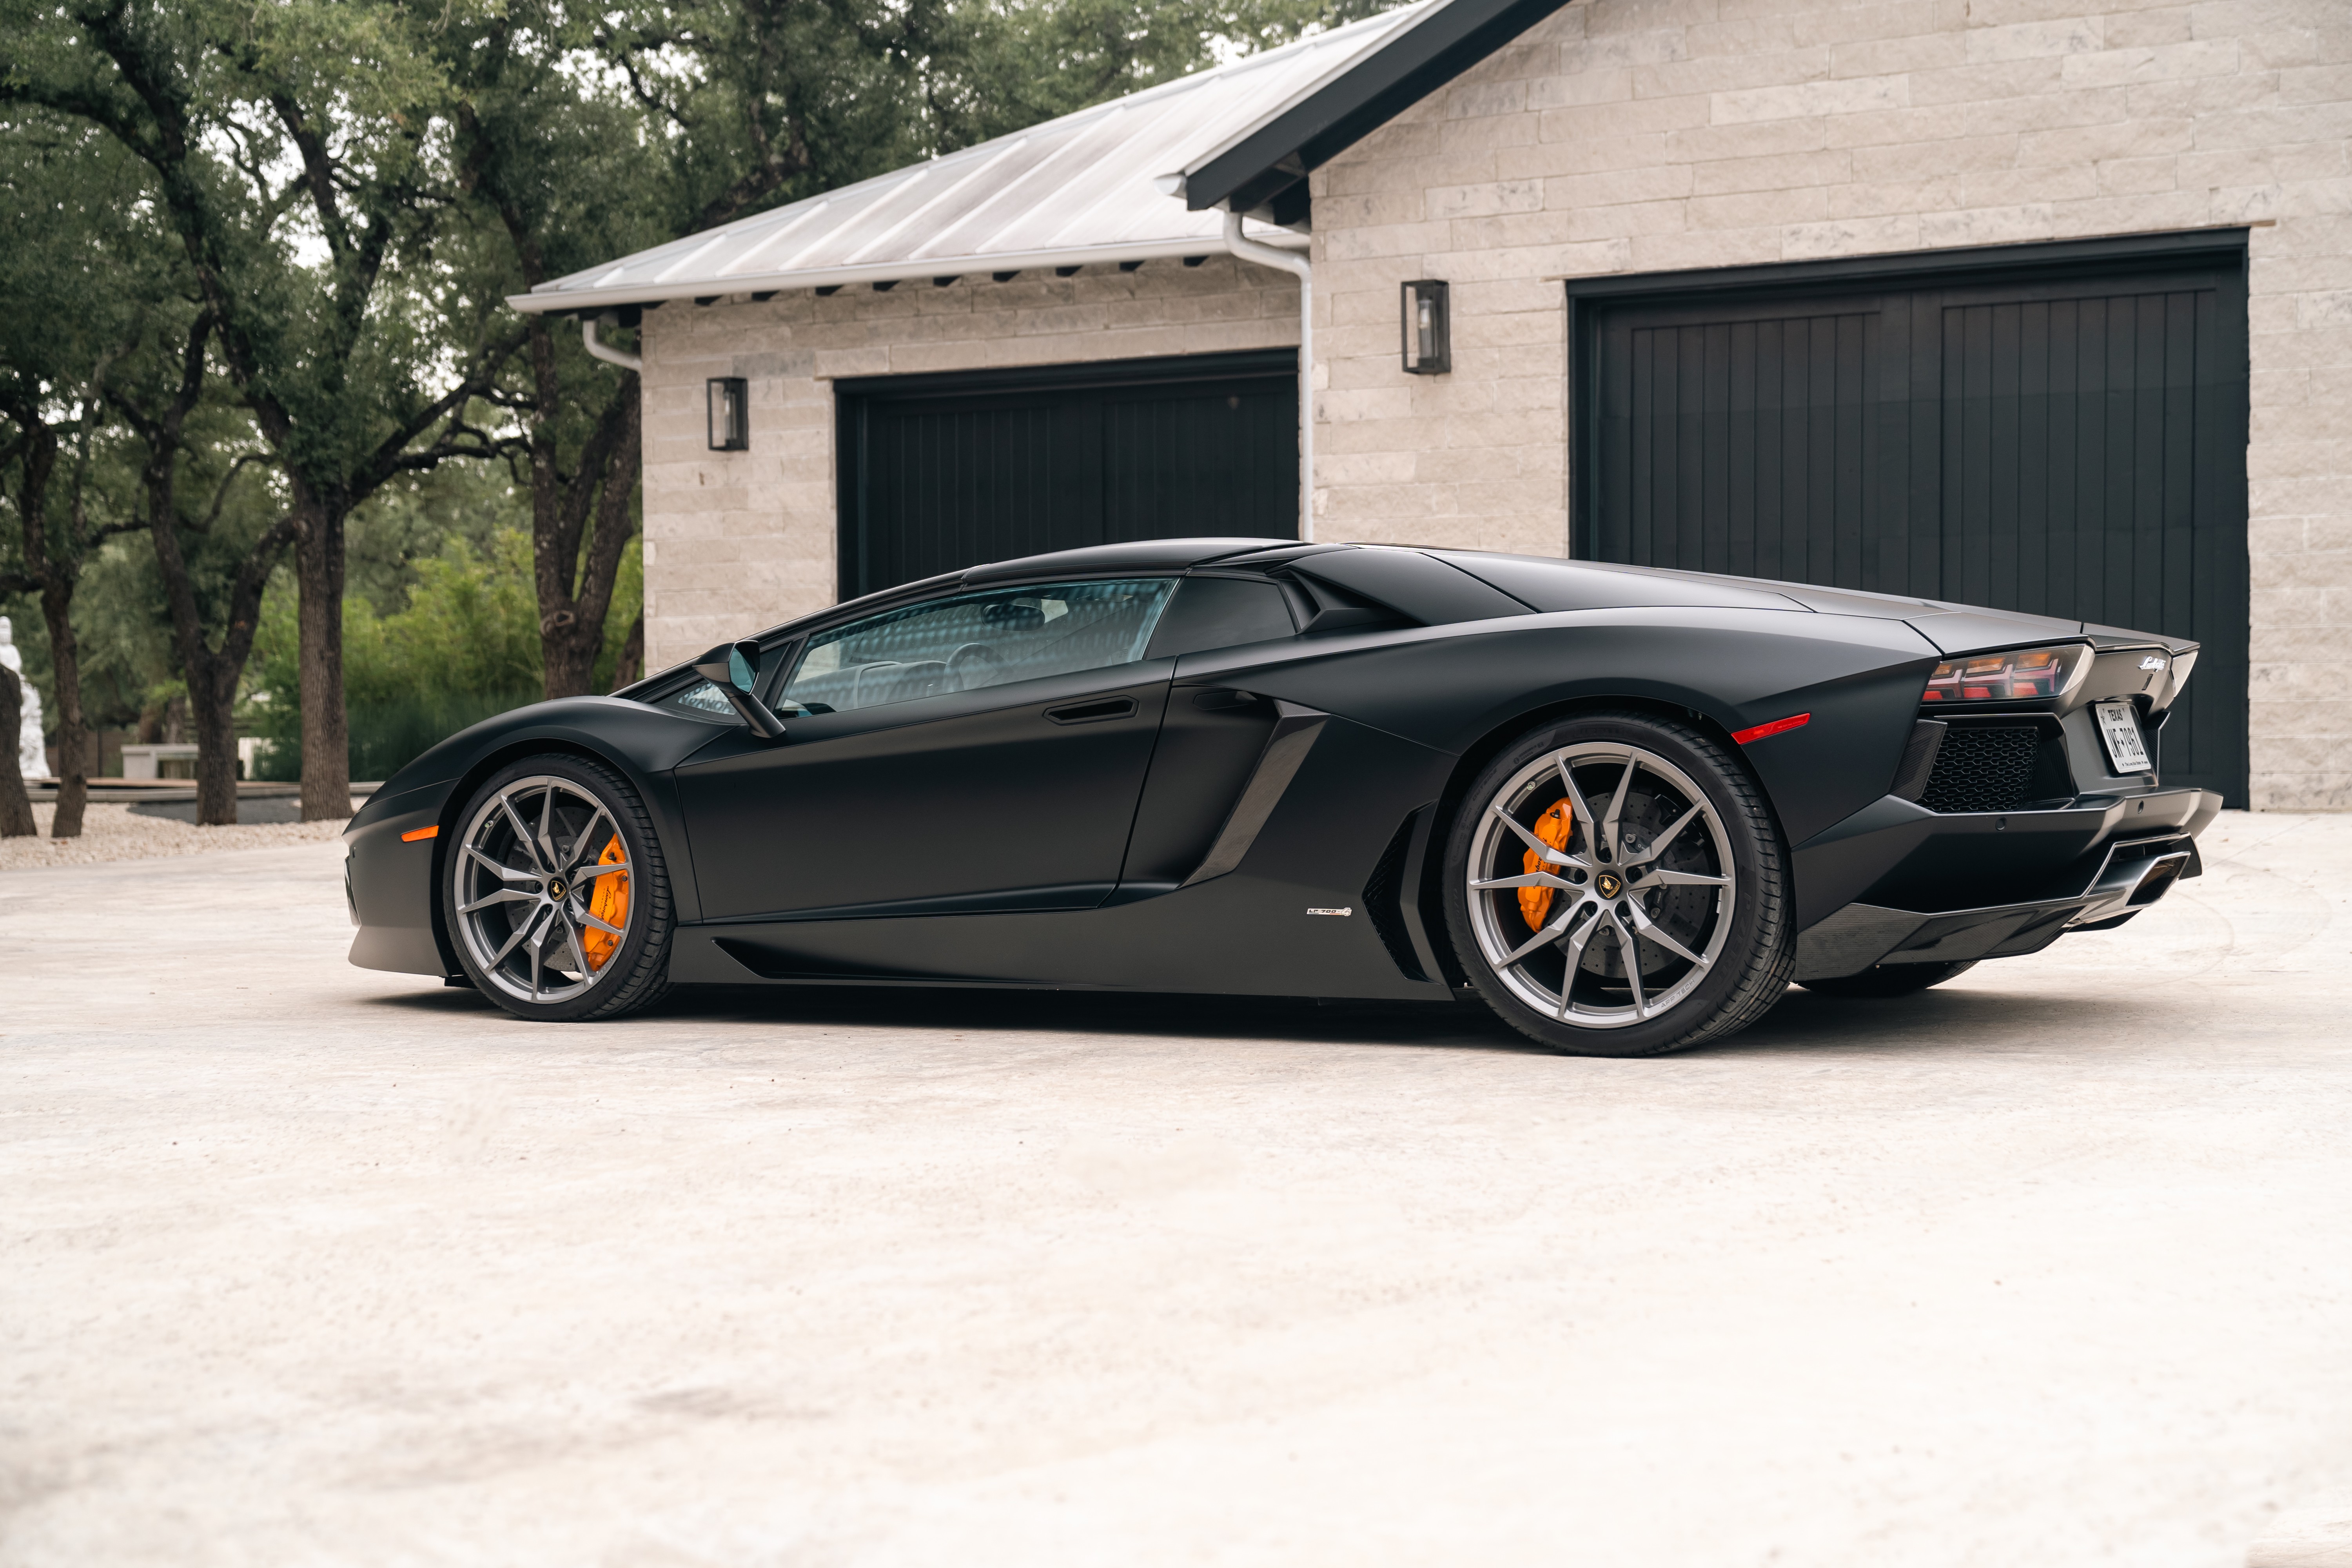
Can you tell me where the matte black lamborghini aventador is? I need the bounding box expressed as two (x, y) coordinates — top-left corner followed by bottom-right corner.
(342, 537), (2216, 1055)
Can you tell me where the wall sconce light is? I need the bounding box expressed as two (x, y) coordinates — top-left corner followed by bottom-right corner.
(1401, 280), (1450, 375)
(707, 377), (749, 451)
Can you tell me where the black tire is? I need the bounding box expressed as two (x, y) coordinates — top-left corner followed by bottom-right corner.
(443, 753), (675, 1022)
(1798, 960), (1976, 999)
(1442, 711), (1793, 1057)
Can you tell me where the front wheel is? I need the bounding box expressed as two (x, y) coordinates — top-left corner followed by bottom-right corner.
(1443, 713), (1793, 1057)
(444, 754), (674, 1021)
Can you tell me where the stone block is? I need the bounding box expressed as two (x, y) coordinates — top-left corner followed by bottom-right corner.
(1965, 162), (2099, 203)
(1536, 97), (1712, 142)
(1691, 149), (1856, 194)
(1834, 31), (1970, 76)
(1663, 118), (1833, 163)
(1524, 67), (1637, 110)
(2124, 74), (2288, 122)
(2279, 62), (2352, 103)
(1786, 0), (1944, 48)
(2064, 37), (2245, 89)
(1967, 18), (2112, 67)
(1557, 28), (1693, 75)
(1630, 226), (1789, 270)
(1684, 16), (1804, 58)
(1909, 57), (2069, 105)
(1851, 136), (2025, 182)
(1496, 133), (1675, 180)
(1586, 0), (1714, 36)
(1829, 176), (1969, 216)
(1713, 73), (1911, 123)
(1691, 187), (1831, 228)
(1782, 212), (1925, 258)
(1634, 49), (1834, 101)
(1566, 198), (1693, 240)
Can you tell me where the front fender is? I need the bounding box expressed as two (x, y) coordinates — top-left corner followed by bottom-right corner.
(344, 697), (742, 975)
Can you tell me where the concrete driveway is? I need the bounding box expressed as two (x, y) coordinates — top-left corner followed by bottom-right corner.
(3, 812), (2349, 1566)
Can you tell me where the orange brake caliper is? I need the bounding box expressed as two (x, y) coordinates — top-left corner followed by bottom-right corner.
(582, 835), (630, 970)
(1520, 799), (1575, 931)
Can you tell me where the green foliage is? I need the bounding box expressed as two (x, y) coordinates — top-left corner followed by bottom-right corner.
(932, 0), (1403, 147)
(249, 526), (641, 781)
(6, 0), (1397, 769)
(251, 530), (537, 781)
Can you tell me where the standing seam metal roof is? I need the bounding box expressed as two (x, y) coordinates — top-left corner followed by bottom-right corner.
(507, 0), (1445, 314)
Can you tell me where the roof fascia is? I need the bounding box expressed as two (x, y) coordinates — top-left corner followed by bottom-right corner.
(1183, 0), (1577, 215)
(503, 232), (1307, 316)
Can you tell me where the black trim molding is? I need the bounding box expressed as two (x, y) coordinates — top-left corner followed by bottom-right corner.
(1185, 0), (1577, 220)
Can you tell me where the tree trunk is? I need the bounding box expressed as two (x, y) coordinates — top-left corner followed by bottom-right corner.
(294, 496), (351, 820)
(534, 363), (642, 701)
(38, 572), (89, 839)
(611, 614), (644, 691)
(188, 660), (240, 827)
(0, 663), (34, 838)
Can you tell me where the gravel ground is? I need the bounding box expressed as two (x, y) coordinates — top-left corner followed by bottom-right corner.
(3, 811), (2350, 1567)
(0, 800), (352, 870)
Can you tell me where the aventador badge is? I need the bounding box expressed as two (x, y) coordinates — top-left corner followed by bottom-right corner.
(1306, 907), (1353, 916)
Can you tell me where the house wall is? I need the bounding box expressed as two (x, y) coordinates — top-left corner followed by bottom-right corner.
(1309, 0), (2352, 808)
(637, 258), (1299, 670)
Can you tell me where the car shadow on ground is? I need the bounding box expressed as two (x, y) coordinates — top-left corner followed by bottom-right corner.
(366, 974), (2132, 1059)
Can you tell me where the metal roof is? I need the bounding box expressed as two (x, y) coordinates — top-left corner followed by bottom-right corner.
(507, 2), (1438, 316)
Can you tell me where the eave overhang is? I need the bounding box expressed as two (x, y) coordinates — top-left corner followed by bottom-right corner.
(1181, 0), (1579, 218)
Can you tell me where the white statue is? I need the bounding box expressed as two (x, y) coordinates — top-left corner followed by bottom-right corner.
(0, 616), (45, 779)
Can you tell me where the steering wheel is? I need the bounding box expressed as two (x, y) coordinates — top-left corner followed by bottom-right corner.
(944, 642), (1002, 691)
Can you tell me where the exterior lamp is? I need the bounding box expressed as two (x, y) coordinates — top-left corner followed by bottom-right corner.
(1401, 280), (1450, 375)
(707, 377), (749, 451)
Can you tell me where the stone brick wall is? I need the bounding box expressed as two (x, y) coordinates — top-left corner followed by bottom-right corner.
(637, 258), (1298, 671)
(1311, 0), (2352, 807)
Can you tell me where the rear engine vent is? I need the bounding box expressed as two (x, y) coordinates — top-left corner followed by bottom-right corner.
(1362, 810), (1427, 982)
(1918, 726), (2041, 814)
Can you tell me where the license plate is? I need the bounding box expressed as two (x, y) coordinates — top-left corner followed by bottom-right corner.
(2095, 701), (2152, 775)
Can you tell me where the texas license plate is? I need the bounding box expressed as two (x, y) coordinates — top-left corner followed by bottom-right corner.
(2095, 701), (2152, 775)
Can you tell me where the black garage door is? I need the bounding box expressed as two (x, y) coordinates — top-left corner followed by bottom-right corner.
(1570, 232), (2250, 804)
(835, 350), (1299, 599)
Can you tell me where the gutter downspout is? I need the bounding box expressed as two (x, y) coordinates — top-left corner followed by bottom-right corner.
(1221, 210), (1312, 542)
(583, 310), (642, 372)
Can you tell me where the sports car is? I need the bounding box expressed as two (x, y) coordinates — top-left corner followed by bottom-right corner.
(343, 537), (2217, 1056)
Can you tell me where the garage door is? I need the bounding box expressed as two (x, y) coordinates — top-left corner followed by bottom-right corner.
(834, 350), (1299, 599)
(1571, 234), (2250, 804)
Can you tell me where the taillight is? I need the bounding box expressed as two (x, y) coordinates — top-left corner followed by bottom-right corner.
(1920, 644), (2087, 705)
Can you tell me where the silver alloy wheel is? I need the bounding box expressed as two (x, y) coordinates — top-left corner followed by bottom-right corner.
(452, 775), (635, 1005)
(1465, 742), (1736, 1029)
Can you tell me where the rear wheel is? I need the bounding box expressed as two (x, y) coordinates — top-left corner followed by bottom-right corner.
(1443, 713), (1793, 1057)
(1798, 961), (1976, 998)
(444, 755), (674, 1022)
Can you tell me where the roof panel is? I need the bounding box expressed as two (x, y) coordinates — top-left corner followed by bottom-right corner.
(508, 1), (1430, 312)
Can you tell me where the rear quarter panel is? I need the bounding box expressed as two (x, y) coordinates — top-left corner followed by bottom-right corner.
(1176, 607), (1943, 849)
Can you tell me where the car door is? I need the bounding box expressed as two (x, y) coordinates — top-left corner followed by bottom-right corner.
(1118, 573), (1305, 888)
(676, 577), (1180, 922)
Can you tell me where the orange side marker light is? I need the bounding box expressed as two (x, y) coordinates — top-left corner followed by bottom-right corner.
(1731, 712), (1810, 746)
(401, 825), (439, 842)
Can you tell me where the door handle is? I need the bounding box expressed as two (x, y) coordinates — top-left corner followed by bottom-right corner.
(1044, 697), (1138, 725)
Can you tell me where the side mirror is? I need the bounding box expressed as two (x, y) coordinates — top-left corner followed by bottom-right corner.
(690, 639), (790, 740)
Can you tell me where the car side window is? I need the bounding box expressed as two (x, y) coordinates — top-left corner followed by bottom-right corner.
(653, 644), (794, 725)
(784, 578), (1178, 714)
(1143, 575), (1298, 661)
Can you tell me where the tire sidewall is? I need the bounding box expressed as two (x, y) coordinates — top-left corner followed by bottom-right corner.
(445, 755), (662, 1022)
(1443, 713), (1783, 1056)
